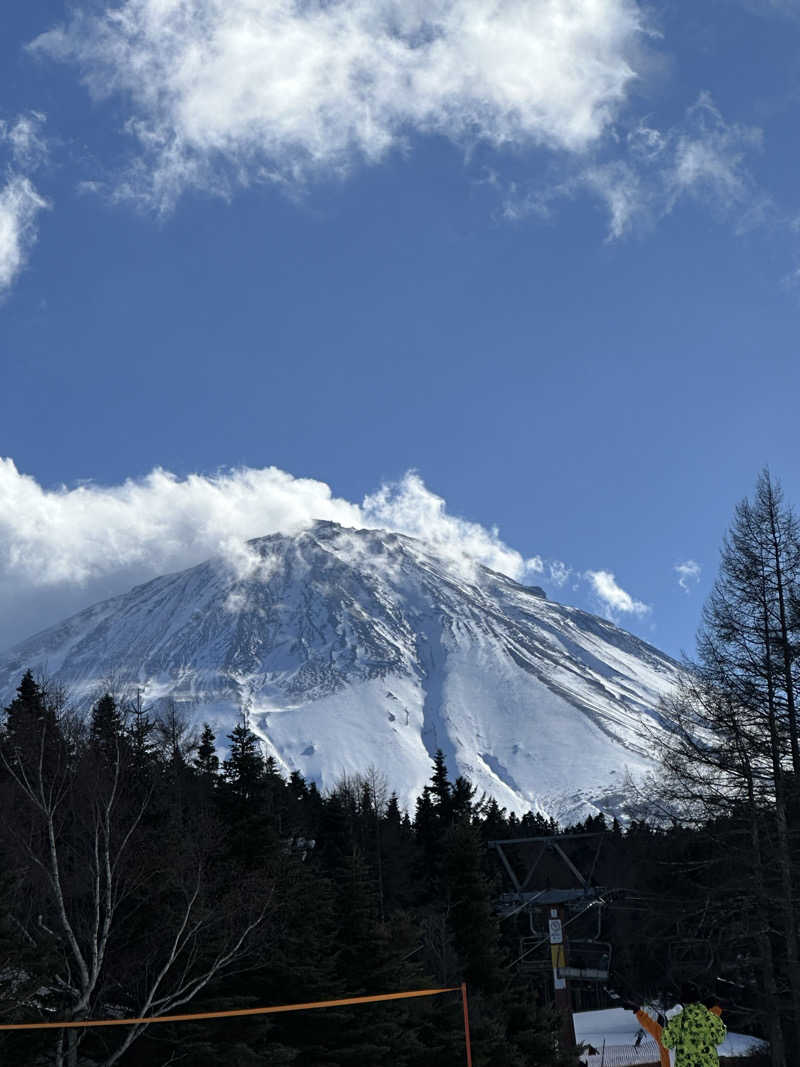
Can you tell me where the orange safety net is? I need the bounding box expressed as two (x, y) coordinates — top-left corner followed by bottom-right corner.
(0, 986), (461, 1032)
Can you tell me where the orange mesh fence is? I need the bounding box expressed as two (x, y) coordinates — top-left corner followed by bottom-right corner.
(0, 986), (461, 1032)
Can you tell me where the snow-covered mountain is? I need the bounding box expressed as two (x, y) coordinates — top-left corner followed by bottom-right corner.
(0, 521), (681, 822)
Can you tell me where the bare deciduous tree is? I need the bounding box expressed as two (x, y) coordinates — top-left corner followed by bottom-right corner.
(0, 681), (269, 1067)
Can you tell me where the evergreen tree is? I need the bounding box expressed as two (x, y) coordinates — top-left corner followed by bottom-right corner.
(451, 774), (478, 822)
(1, 673), (70, 815)
(125, 688), (157, 783)
(194, 723), (220, 779)
(385, 792), (401, 824)
(481, 798), (508, 842)
(381, 792), (415, 909)
(220, 718), (281, 865)
(89, 692), (125, 762)
(413, 785), (439, 895)
(223, 719), (265, 802)
(2, 671), (61, 773)
(445, 819), (503, 992)
(4, 670), (44, 738)
(263, 753), (289, 831)
(288, 769), (308, 801)
(430, 748), (452, 819)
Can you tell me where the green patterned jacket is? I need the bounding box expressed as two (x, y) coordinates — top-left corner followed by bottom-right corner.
(661, 1002), (727, 1067)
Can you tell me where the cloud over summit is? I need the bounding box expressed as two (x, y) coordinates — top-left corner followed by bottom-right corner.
(0, 459), (649, 651)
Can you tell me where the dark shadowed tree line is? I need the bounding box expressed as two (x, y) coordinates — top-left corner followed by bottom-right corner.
(0, 680), (579, 1066)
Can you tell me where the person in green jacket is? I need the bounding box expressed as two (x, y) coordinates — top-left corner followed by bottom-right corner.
(661, 985), (727, 1067)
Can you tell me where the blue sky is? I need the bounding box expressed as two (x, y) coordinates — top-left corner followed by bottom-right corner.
(2, 0), (800, 657)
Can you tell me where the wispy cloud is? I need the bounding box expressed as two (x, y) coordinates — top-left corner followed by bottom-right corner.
(674, 559), (701, 593)
(582, 160), (645, 240)
(665, 95), (765, 225)
(0, 114), (50, 294)
(0, 112), (49, 171)
(584, 569), (651, 618)
(732, 0), (800, 17)
(549, 560), (571, 587)
(363, 472), (543, 583)
(31, 0), (647, 211)
(503, 93), (767, 240)
(0, 459), (651, 649)
(0, 177), (48, 293)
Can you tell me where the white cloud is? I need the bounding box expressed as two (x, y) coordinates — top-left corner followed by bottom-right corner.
(362, 472), (543, 582)
(732, 0), (800, 16)
(582, 160), (645, 240)
(0, 461), (541, 648)
(666, 94), (763, 220)
(0, 460), (359, 590)
(584, 569), (650, 618)
(0, 459), (653, 649)
(0, 114), (50, 294)
(0, 113), (50, 292)
(549, 560), (571, 587)
(0, 112), (49, 171)
(0, 176), (48, 294)
(502, 93), (766, 240)
(31, 0), (647, 210)
(0, 460), (362, 649)
(674, 559), (701, 593)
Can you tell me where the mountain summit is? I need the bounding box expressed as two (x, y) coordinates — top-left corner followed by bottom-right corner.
(0, 521), (679, 821)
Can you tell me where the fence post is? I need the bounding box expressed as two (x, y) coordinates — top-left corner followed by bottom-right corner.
(461, 983), (473, 1067)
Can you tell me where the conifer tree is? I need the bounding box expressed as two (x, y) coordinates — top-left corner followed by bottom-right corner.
(194, 723), (220, 779)
(430, 748), (452, 819)
(451, 774), (478, 821)
(4, 670), (44, 737)
(223, 719), (265, 802)
(385, 792), (401, 824)
(380, 792), (415, 909)
(481, 797), (508, 841)
(220, 718), (278, 864)
(288, 769), (308, 801)
(89, 692), (124, 762)
(696, 469), (800, 1048)
(413, 784), (439, 892)
(262, 753), (288, 829)
(125, 688), (157, 782)
(650, 470), (800, 1064)
(2, 671), (61, 773)
(445, 818), (503, 992)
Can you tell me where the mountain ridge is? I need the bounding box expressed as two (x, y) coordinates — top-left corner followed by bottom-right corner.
(0, 520), (680, 822)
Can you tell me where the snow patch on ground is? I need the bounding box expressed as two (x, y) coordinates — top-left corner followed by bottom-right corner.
(574, 1007), (767, 1064)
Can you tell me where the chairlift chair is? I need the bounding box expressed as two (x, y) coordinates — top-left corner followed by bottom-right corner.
(559, 939), (612, 982)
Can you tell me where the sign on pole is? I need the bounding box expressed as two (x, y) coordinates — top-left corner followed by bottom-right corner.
(548, 907), (576, 1045)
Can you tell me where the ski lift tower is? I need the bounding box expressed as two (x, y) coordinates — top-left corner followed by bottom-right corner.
(489, 833), (613, 1050)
